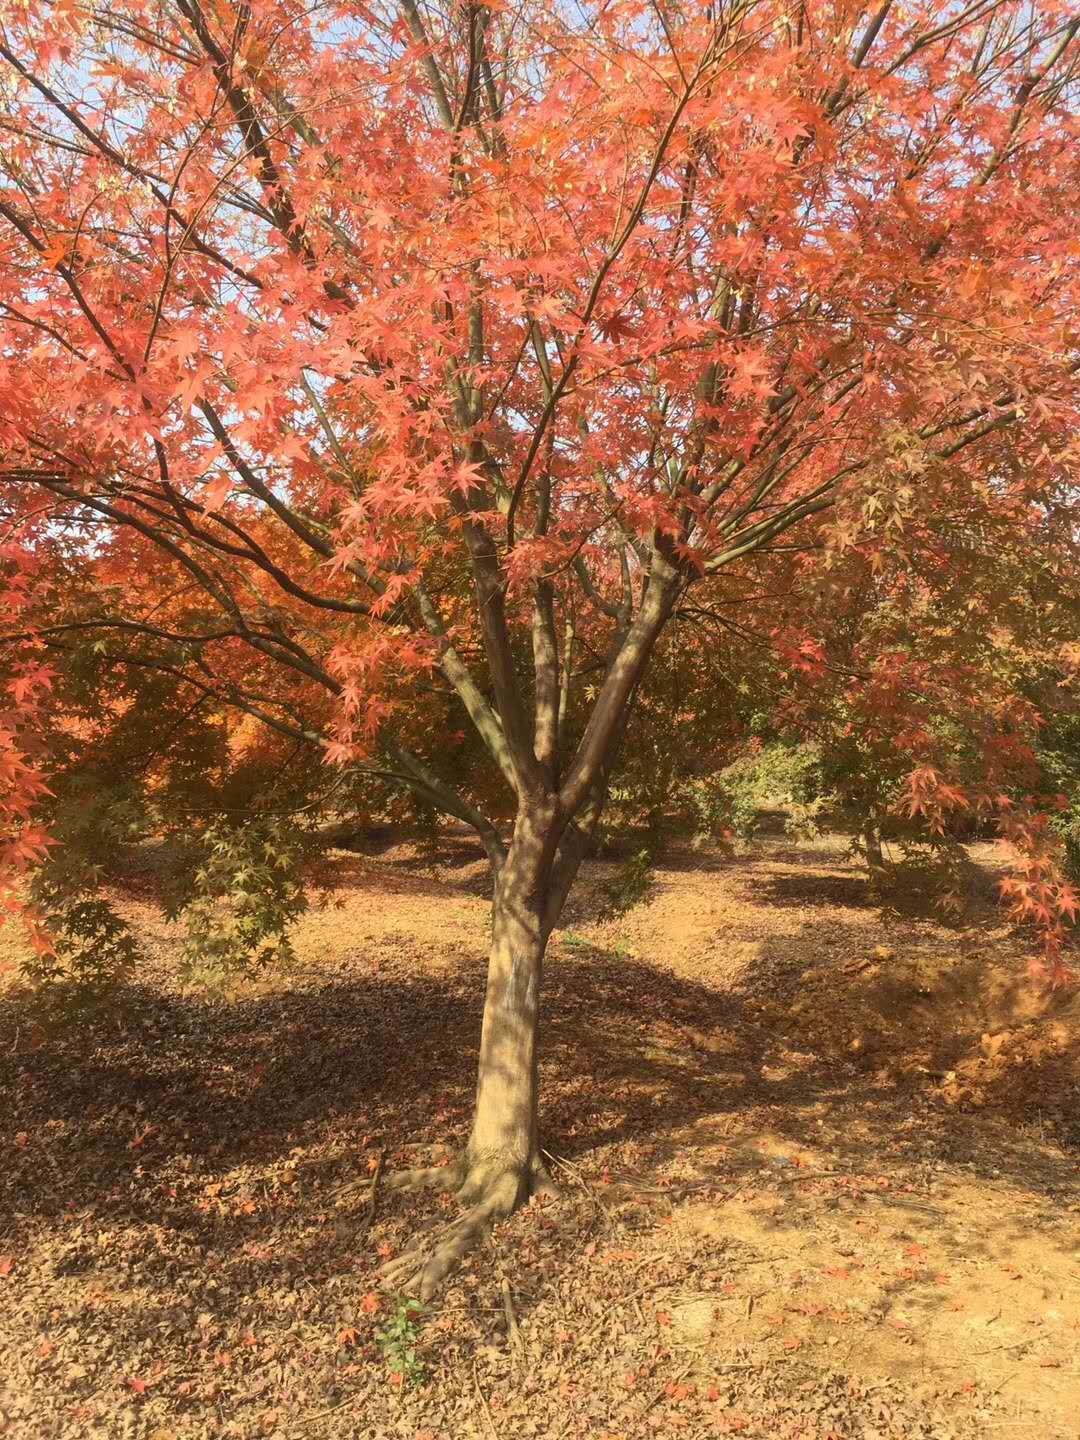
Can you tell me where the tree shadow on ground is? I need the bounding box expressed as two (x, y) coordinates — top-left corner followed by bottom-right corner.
(4, 842), (1078, 1440)
(2, 910), (1080, 1440)
(1, 927), (1074, 1303)
(738, 864), (876, 911)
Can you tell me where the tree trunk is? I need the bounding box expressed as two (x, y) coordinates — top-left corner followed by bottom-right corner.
(864, 822), (886, 890)
(377, 801), (581, 1298)
(460, 802), (555, 1204)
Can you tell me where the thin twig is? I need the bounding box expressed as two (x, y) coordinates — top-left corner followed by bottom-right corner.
(972, 1340), (1034, 1356)
(988, 1369), (1020, 1397)
(544, 1150), (614, 1228)
(298, 1394), (355, 1427)
(501, 1276), (523, 1355)
(640, 1360), (695, 1417)
(473, 1358), (497, 1439)
(359, 1148), (386, 1236)
(770, 1168), (853, 1183)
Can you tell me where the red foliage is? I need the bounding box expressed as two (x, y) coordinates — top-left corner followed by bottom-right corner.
(0, 0), (1077, 971)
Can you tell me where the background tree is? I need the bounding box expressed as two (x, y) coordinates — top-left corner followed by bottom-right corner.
(619, 481), (1080, 927)
(1, 0), (1079, 1292)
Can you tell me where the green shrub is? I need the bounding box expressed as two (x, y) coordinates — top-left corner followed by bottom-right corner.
(166, 816), (310, 985)
(600, 847), (654, 918)
(376, 1298), (427, 1387)
(679, 742), (827, 845)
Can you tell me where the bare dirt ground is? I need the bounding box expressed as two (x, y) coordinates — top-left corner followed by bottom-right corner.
(1, 835), (1078, 1440)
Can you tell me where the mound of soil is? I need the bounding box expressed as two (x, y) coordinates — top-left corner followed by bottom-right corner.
(575, 835), (1080, 1124)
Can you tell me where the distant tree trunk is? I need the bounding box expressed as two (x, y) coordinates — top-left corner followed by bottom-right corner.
(864, 821), (886, 890)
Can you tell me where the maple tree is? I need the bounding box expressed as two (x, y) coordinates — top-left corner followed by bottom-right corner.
(2, 0), (1079, 1294)
(730, 536), (1080, 910)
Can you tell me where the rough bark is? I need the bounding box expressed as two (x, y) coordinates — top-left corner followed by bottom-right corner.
(378, 801), (562, 1298)
(466, 805), (554, 1183)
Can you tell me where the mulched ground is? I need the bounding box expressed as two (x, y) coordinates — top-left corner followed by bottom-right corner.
(1, 835), (1078, 1439)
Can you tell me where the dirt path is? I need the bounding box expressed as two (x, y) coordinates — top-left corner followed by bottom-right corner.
(1, 837), (1077, 1438)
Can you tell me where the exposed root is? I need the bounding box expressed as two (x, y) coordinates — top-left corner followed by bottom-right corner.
(358, 1147), (385, 1235)
(332, 1156), (462, 1206)
(381, 1159), (465, 1194)
(377, 1153), (552, 1300)
(529, 1151), (561, 1202)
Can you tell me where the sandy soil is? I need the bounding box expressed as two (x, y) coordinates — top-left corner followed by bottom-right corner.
(0, 834), (1077, 1439)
